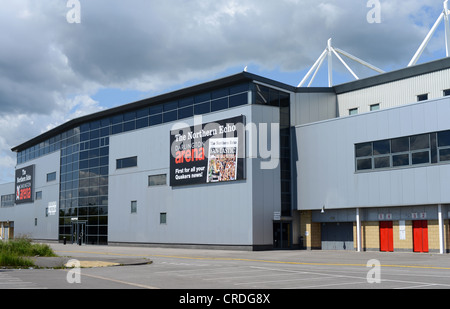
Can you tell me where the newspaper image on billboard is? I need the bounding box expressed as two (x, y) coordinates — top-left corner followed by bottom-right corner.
(207, 138), (238, 183)
(170, 116), (245, 187)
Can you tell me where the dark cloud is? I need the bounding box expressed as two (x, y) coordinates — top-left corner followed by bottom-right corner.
(0, 0), (447, 182)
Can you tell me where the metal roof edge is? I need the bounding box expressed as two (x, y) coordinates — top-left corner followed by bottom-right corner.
(334, 57), (450, 94)
(11, 71), (297, 152)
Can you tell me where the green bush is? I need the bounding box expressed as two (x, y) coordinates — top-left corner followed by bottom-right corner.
(0, 254), (34, 268)
(0, 237), (57, 268)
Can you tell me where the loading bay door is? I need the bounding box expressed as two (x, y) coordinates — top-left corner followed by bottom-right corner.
(321, 222), (354, 250)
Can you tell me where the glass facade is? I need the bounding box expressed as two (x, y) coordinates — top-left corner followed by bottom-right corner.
(355, 129), (450, 172)
(16, 81), (292, 245)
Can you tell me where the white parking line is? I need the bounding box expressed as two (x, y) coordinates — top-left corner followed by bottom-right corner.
(286, 280), (368, 289)
(0, 272), (39, 289)
(234, 275), (342, 286)
(394, 283), (439, 289)
(151, 264), (249, 274)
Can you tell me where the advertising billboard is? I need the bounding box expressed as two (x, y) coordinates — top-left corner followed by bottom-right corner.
(170, 116), (245, 187)
(15, 165), (35, 204)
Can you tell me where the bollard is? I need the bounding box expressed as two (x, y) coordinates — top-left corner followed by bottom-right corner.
(63, 237), (66, 245)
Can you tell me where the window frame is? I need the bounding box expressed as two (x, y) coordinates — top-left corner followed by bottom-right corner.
(47, 172), (57, 182)
(370, 103), (380, 111)
(36, 191), (43, 200)
(417, 93), (428, 101)
(148, 174), (167, 187)
(349, 108), (358, 115)
(116, 156), (138, 169)
(160, 213), (167, 224)
(355, 132), (436, 172)
(130, 200), (137, 214)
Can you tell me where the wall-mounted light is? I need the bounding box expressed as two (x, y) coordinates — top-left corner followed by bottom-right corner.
(321, 205), (325, 213)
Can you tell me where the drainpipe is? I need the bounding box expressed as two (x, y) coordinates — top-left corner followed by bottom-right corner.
(356, 208), (362, 252)
(438, 204), (445, 254)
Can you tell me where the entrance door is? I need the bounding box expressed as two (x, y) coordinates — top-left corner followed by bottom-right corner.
(273, 222), (291, 249)
(379, 221), (394, 252)
(413, 220), (428, 253)
(71, 221), (87, 245)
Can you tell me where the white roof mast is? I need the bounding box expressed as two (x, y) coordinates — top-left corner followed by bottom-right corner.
(408, 0), (450, 67)
(298, 38), (384, 87)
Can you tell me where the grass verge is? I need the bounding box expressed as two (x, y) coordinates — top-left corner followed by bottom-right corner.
(0, 237), (57, 268)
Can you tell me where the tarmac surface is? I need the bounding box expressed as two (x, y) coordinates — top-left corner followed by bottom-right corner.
(30, 241), (450, 270)
(31, 248), (152, 269)
(4, 242), (450, 290)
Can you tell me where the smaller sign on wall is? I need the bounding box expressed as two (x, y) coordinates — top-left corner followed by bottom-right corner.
(399, 220), (406, 240)
(412, 212), (427, 219)
(48, 201), (57, 216)
(378, 213), (392, 220)
(15, 165), (35, 205)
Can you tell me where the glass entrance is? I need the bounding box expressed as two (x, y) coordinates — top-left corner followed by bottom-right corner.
(273, 221), (292, 249)
(71, 221), (87, 245)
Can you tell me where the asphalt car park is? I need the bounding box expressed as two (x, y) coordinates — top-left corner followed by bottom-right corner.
(2, 243), (450, 291)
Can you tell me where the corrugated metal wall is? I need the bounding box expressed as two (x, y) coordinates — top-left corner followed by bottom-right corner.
(337, 69), (450, 116)
(295, 95), (450, 211)
(291, 92), (337, 126)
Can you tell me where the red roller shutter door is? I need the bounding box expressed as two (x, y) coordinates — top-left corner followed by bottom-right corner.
(379, 221), (394, 252)
(413, 220), (429, 253)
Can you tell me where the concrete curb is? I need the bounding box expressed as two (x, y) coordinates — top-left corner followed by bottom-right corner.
(31, 256), (152, 268)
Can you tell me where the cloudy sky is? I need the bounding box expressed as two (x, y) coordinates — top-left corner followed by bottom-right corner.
(0, 0), (448, 183)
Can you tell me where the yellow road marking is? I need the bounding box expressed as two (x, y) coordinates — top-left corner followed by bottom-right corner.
(56, 250), (450, 270)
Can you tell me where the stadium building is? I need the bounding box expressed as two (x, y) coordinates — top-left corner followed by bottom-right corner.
(1, 56), (450, 253)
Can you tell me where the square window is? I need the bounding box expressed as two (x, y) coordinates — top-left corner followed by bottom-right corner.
(412, 151), (430, 165)
(444, 89), (450, 96)
(229, 93), (248, 108)
(47, 172), (57, 182)
(391, 137), (409, 153)
(356, 158), (372, 171)
(163, 110), (178, 123)
(417, 94), (428, 101)
(373, 140), (390, 155)
(149, 174), (166, 186)
(178, 106), (193, 119)
(149, 105), (163, 115)
(438, 130), (450, 147)
(211, 98), (228, 112)
(136, 117), (149, 129)
(349, 108), (358, 115)
(194, 102), (211, 115)
(393, 154), (409, 167)
(370, 104), (380, 111)
(149, 114), (163, 126)
(163, 101), (178, 112)
(410, 134), (429, 151)
(374, 156), (390, 169)
(355, 143), (372, 157)
(439, 148), (450, 162)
